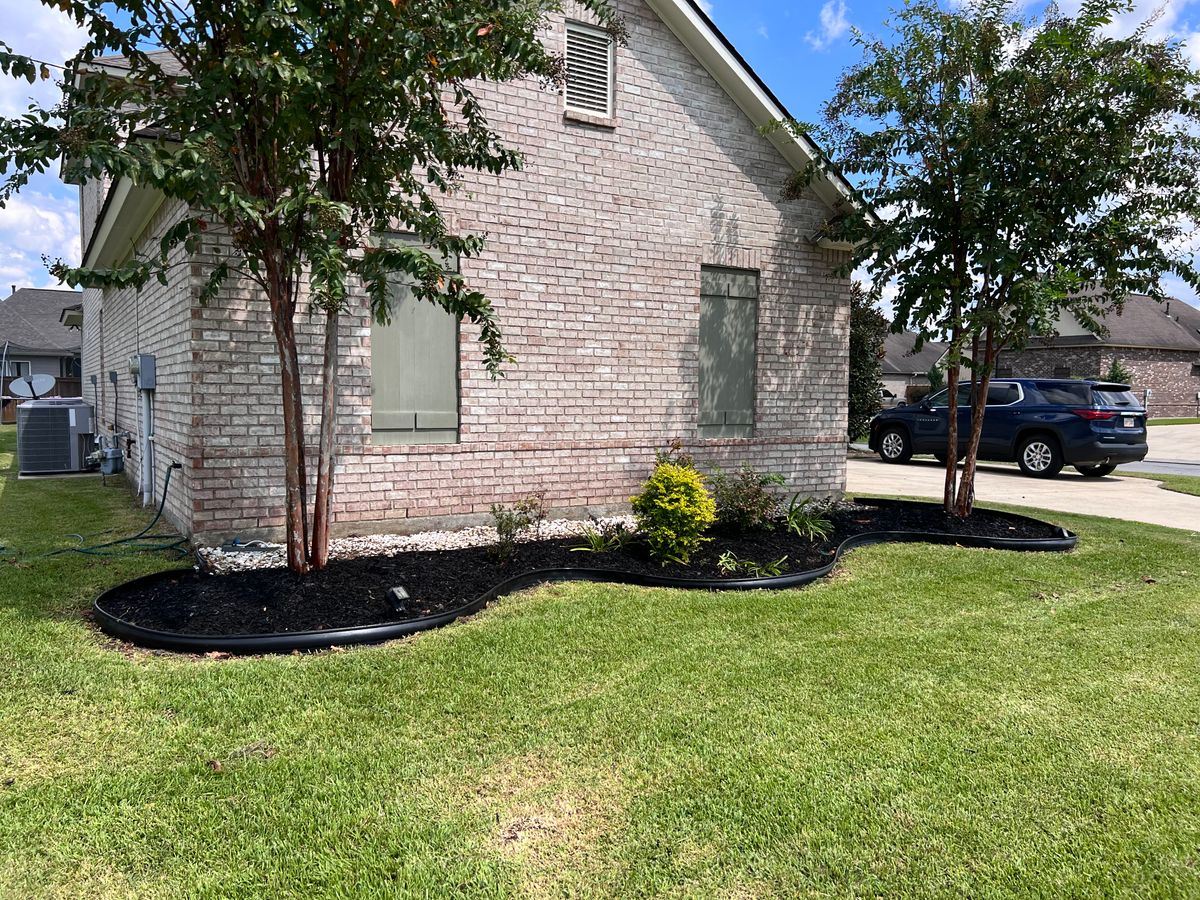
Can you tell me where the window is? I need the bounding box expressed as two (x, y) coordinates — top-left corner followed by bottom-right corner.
(1035, 381), (1090, 405)
(370, 235), (460, 445)
(565, 22), (615, 117)
(995, 364), (1013, 377)
(699, 266), (758, 438)
(2, 360), (30, 378)
(928, 385), (971, 407)
(1053, 365), (1072, 378)
(986, 383), (1022, 406)
(61, 357), (81, 378)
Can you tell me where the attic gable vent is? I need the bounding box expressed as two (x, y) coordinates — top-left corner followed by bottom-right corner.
(565, 22), (614, 117)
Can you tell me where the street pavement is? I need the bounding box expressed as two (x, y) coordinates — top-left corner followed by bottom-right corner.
(1122, 424), (1200, 477)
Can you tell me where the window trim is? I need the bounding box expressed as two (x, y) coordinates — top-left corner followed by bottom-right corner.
(564, 20), (616, 121)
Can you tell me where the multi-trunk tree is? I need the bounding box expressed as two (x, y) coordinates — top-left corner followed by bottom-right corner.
(0, 0), (620, 571)
(785, 0), (1200, 514)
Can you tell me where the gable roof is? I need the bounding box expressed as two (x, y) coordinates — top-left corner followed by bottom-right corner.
(1042, 295), (1200, 353)
(649, 0), (864, 237)
(881, 331), (948, 375)
(0, 288), (83, 356)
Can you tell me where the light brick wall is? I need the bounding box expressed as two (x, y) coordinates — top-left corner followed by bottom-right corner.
(85, 0), (854, 542)
(79, 187), (196, 532)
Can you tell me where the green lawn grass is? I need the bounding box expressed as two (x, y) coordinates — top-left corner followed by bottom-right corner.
(1118, 469), (1200, 498)
(2, 426), (1199, 897)
(1149, 417), (1200, 426)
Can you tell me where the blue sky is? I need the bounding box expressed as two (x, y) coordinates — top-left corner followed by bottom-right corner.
(0, 0), (1198, 309)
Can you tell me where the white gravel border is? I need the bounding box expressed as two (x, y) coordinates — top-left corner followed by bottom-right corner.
(198, 516), (637, 574)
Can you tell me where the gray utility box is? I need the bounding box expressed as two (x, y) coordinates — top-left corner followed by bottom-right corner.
(16, 398), (95, 474)
(129, 353), (156, 390)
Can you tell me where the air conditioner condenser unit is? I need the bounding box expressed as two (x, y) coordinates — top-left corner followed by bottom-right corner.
(15, 398), (95, 475)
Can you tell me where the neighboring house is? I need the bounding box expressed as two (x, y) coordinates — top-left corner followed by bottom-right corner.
(881, 332), (950, 406)
(996, 294), (1200, 418)
(0, 287), (83, 424)
(73, 0), (857, 542)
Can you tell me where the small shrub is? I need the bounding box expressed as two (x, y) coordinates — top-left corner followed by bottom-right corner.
(784, 494), (834, 541)
(513, 492), (547, 541)
(654, 438), (695, 470)
(572, 518), (635, 554)
(489, 493), (545, 562)
(709, 465), (785, 532)
(716, 550), (789, 577)
(630, 462), (717, 565)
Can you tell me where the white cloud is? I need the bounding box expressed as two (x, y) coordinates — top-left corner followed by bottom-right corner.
(757, 24), (769, 39)
(0, 0), (86, 290)
(695, 0), (714, 13)
(805, 0), (850, 51)
(0, 178), (80, 289)
(0, 0), (84, 118)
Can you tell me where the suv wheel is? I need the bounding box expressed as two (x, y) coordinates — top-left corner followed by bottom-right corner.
(1017, 435), (1063, 478)
(1075, 464), (1116, 478)
(878, 427), (912, 464)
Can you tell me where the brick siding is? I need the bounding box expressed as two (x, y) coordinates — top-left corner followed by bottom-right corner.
(82, 0), (852, 542)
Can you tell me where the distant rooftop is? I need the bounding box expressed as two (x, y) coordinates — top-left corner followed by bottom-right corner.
(882, 332), (949, 376)
(1040, 294), (1200, 353)
(0, 287), (84, 355)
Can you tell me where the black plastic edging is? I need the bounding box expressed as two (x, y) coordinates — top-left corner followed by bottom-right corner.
(91, 498), (1078, 655)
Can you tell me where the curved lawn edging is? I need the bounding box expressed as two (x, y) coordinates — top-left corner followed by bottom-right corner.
(92, 498), (1078, 655)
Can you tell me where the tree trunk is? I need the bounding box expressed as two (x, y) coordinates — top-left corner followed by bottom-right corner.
(310, 306), (339, 570)
(943, 323), (962, 514)
(954, 324), (995, 517)
(268, 287), (311, 574)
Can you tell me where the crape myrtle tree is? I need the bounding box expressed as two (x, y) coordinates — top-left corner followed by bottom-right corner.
(0, 0), (621, 571)
(847, 281), (888, 440)
(780, 0), (1200, 515)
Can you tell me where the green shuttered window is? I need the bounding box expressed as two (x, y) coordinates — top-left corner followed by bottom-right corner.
(371, 235), (460, 445)
(699, 266), (758, 439)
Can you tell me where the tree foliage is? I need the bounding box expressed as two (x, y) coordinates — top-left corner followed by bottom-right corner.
(848, 281), (887, 440)
(786, 0), (1200, 514)
(0, 0), (620, 570)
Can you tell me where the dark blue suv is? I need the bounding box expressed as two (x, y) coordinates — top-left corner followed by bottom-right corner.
(868, 379), (1148, 478)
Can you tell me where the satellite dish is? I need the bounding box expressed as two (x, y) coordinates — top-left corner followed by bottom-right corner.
(9, 374), (56, 399)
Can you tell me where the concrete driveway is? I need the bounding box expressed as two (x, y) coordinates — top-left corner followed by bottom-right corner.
(848, 456), (1200, 531)
(1125, 424), (1200, 477)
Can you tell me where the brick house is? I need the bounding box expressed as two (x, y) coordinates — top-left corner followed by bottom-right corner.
(73, 0), (857, 542)
(0, 287), (83, 423)
(996, 295), (1200, 418)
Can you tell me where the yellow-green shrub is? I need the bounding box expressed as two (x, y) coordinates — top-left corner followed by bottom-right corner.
(631, 462), (717, 564)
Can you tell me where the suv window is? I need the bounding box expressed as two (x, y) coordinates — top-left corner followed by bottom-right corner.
(1035, 382), (1090, 404)
(1093, 388), (1140, 408)
(986, 383), (1021, 406)
(927, 385), (971, 407)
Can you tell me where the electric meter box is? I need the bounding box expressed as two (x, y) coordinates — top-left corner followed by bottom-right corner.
(129, 353), (156, 390)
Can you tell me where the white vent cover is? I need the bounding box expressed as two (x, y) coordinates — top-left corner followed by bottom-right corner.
(565, 22), (614, 116)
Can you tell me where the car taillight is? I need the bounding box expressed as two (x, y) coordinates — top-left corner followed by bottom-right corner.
(1071, 409), (1117, 420)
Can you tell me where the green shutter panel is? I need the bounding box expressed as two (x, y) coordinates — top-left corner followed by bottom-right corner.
(371, 238), (460, 445)
(699, 267), (758, 438)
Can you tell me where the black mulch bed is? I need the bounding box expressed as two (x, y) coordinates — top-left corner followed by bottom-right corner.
(98, 503), (1064, 637)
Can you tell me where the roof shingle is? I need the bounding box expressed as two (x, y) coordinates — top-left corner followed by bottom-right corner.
(0, 287), (83, 355)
